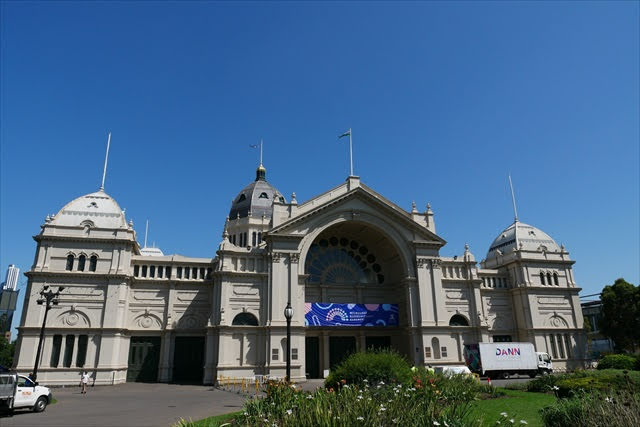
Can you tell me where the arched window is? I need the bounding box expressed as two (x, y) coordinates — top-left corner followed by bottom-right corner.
(232, 312), (259, 326)
(449, 314), (469, 326)
(259, 192), (269, 199)
(305, 237), (383, 285)
(553, 273), (559, 286)
(431, 337), (441, 359)
(66, 255), (74, 271)
(77, 255), (86, 271)
(540, 272), (546, 285)
(547, 272), (552, 287)
(89, 256), (97, 272)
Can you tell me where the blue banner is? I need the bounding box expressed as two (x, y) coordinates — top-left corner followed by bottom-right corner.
(304, 303), (399, 327)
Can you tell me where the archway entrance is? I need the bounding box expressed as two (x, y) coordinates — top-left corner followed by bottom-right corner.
(303, 222), (410, 378)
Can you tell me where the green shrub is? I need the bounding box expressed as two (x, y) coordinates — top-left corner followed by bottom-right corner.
(597, 354), (636, 370)
(324, 349), (412, 388)
(540, 390), (640, 427)
(527, 373), (562, 392)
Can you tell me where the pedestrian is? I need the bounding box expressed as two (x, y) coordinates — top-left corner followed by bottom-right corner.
(80, 371), (90, 394)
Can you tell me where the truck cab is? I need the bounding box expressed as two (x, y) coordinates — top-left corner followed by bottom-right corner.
(0, 373), (52, 413)
(536, 352), (553, 374)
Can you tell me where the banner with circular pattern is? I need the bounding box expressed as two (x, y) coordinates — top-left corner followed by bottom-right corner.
(304, 303), (398, 327)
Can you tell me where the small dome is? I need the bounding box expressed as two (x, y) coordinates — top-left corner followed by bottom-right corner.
(486, 221), (560, 259)
(51, 190), (127, 229)
(140, 246), (164, 257)
(228, 165), (285, 220)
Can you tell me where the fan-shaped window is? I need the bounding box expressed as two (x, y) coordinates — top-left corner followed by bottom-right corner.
(259, 192), (269, 199)
(232, 312), (259, 326)
(89, 255), (97, 272)
(66, 255), (74, 271)
(77, 255), (86, 272)
(449, 314), (469, 326)
(305, 237), (383, 285)
(540, 272), (546, 285)
(237, 194), (246, 202)
(553, 273), (559, 286)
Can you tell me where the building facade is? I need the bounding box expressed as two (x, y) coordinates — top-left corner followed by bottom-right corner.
(13, 165), (587, 385)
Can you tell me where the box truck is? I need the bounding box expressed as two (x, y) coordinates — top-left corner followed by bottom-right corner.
(463, 342), (552, 379)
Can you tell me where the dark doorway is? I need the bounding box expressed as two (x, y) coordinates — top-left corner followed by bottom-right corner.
(305, 337), (320, 379)
(173, 336), (205, 384)
(329, 336), (356, 369)
(127, 336), (161, 382)
(365, 336), (391, 351)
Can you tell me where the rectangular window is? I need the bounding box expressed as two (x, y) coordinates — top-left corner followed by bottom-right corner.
(272, 349), (279, 361)
(556, 335), (565, 359)
(141, 265), (147, 277)
(63, 335), (75, 368)
(134, 265), (140, 277)
(192, 267), (198, 279)
(493, 335), (513, 343)
(76, 335), (88, 367)
(150, 266), (156, 278)
(424, 347), (431, 358)
(200, 268), (205, 280)
(184, 268), (190, 279)
(158, 266), (164, 278)
(564, 334), (572, 358)
(441, 347), (447, 358)
(166, 266), (172, 278)
(50, 335), (62, 367)
(550, 334), (558, 359)
(206, 268), (212, 279)
(292, 348), (298, 360)
(176, 267), (182, 279)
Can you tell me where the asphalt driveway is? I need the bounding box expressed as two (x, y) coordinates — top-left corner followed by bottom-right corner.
(0, 383), (247, 427)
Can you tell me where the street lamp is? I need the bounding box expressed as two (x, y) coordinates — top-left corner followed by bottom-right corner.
(33, 285), (64, 383)
(284, 302), (293, 383)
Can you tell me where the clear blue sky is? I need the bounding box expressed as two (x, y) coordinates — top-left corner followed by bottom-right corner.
(1, 1), (638, 336)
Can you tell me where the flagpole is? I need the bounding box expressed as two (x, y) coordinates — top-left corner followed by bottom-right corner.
(100, 132), (111, 191)
(260, 139), (263, 165)
(508, 173), (518, 222)
(349, 128), (353, 176)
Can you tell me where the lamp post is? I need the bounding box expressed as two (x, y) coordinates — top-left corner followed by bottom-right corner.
(33, 285), (64, 383)
(284, 302), (293, 383)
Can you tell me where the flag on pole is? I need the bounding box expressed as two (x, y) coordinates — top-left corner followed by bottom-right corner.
(249, 144), (259, 148)
(338, 130), (351, 139)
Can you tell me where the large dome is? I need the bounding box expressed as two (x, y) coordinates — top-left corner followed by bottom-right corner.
(486, 220), (560, 259)
(228, 165), (285, 220)
(51, 189), (127, 229)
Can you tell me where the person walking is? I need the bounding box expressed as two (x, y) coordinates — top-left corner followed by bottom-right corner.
(80, 371), (90, 394)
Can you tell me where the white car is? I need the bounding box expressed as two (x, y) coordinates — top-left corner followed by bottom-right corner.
(0, 373), (53, 412)
(440, 366), (473, 377)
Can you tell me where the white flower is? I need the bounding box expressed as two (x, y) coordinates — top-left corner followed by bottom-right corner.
(444, 422), (449, 427)
(263, 419), (269, 422)
(509, 419), (515, 424)
(433, 422), (441, 426)
(306, 395), (313, 400)
(286, 409), (292, 416)
(363, 379), (368, 383)
(379, 381), (385, 385)
(500, 412), (508, 417)
(520, 421), (528, 425)
(551, 386), (559, 391)
(343, 384), (349, 388)
(290, 384), (296, 389)
(392, 419), (398, 424)
(357, 416), (365, 421)
(357, 396), (363, 400)
(496, 422), (501, 425)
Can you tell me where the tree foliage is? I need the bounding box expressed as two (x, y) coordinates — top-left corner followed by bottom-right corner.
(599, 278), (640, 352)
(0, 335), (15, 368)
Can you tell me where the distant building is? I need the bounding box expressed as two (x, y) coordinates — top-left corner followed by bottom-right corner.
(581, 296), (614, 359)
(2, 265), (19, 291)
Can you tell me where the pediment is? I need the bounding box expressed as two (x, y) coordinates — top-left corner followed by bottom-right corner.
(269, 183), (445, 245)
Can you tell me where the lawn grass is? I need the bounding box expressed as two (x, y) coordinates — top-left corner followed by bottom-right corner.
(470, 389), (555, 427)
(174, 411), (241, 427)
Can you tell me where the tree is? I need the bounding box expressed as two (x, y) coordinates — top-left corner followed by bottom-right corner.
(0, 335), (15, 368)
(599, 278), (640, 353)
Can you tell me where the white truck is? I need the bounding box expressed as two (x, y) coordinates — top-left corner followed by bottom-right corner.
(0, 373), (52, 413)
(464, 342), (553, 379)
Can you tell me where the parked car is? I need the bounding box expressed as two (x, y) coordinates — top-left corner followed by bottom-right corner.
(0, 373), (53, 413)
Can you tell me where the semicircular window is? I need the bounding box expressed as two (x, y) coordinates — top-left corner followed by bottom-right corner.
(259, 192), (269, 199)
(305, 237), (384, 285)
(449, 314), (469, 326)
(232, 312), (259, 326)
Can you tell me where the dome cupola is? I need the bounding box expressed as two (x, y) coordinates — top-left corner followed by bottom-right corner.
(50, 189), (127, 229)
(228, 164), (285, 220)
(486, 220), (561, 260)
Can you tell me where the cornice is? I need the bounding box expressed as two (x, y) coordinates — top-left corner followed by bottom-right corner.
(25, 270), (130, 280)
(34, 234), (136, 245)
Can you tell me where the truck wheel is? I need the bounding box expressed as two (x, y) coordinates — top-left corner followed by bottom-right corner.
(33, 397), (47, 413)
(529, 372), (537, 378)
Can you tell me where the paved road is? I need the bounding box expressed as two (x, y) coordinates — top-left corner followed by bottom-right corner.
(0, 383), (247, 427)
